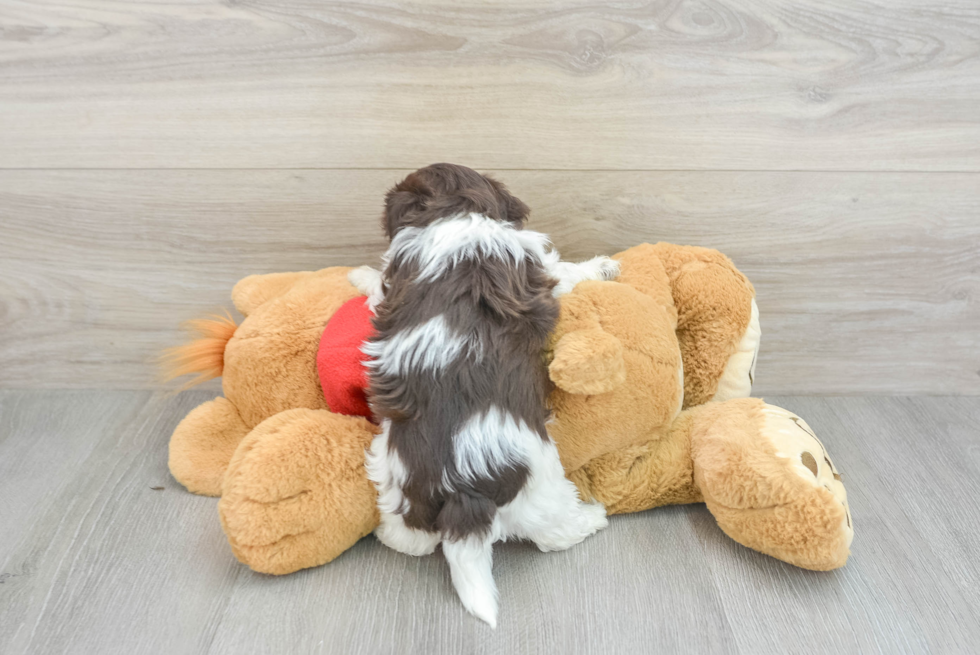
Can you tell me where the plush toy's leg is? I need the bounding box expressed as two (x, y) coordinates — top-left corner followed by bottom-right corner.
(689, 398), (853, 571)
(565, 410), (706, 515)
(616, 243), (758, 407)
(169, 396), (250, 497)
(218, 408), (380, 575)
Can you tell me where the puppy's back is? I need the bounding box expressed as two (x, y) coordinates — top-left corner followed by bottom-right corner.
(367, 213), (558, 538)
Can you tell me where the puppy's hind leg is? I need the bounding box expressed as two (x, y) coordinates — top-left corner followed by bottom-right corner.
(443, 534), (498, 628)
(501, 440), (608, 552)
(366, 421), (440, 556)
(375, 511), (441, 557)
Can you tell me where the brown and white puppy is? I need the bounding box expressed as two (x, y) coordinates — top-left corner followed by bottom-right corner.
(349, 164), (615, 627)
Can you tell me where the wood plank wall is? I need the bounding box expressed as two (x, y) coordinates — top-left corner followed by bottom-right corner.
(1, 1), (978, 393)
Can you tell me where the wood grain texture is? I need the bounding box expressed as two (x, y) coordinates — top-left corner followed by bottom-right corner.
(695, 395), (980, 654)
(1, 169), (978, 393)
(1, 392), (979, 654)
(0, 390), (243, 654)
(1, 1), (978, 170)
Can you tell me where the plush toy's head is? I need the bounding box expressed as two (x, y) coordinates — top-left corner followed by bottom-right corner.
(547, 278), (685, 473)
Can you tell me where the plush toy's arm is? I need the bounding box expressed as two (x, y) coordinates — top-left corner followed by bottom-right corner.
(615, 243), (757, 407)
(232, 272), (315, 317)
(548, 281), (683, 472)
(548, 290), (626, 395)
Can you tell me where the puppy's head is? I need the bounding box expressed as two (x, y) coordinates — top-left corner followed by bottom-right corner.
(382, 163), (529, 239)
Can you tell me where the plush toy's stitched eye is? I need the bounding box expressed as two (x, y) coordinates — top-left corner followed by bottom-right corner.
(824, 456), (842, 481)
(800, 451), (819, 477)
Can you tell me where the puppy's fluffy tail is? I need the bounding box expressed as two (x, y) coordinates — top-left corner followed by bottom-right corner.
(443, 534), (498, 628)
(160, 311), (237, 389)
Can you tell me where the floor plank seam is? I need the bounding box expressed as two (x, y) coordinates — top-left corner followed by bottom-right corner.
(2, 168), (980, 174)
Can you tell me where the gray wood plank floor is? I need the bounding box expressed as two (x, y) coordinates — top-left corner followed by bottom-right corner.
(1, 392), (978, 654)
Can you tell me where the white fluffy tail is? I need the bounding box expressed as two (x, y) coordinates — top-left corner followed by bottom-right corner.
(443, 535), (498, 628)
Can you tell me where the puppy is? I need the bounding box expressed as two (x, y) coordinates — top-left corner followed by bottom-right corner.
(349, 164), (617, 627)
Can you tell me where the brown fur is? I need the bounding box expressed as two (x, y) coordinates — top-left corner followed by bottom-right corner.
(381, 162), (529, 240)
(371, 163), (556, 540)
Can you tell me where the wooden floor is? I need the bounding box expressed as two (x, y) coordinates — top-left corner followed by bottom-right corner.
(1, 391), (978, 654)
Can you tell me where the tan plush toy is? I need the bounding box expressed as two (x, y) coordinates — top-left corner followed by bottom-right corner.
(166, 242), (853, 576)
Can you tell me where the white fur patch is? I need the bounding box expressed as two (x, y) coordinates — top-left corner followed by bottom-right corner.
(452, 407), (533, 484)
(367, 408), (607, 625)
(384, 213), (552, 282)
(494, 436), (608, 552)
(446, 426), (608, 627)
(365, 420), (408, 515)
(376, 511), (441, 557)
(347, 266), (385, 313)
(362, 314), (480, 377)
(443, 535), (499, 627)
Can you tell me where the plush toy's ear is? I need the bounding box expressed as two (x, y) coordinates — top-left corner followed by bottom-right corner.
(549, 328), (627, 395)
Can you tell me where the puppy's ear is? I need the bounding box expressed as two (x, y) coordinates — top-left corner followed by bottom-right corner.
(383, 173), (433, 238)
(504, 192), (530, 226)
(486, 177), (529, 226)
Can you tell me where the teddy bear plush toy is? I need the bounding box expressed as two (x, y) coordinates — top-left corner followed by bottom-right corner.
(166, 242), (853, 576)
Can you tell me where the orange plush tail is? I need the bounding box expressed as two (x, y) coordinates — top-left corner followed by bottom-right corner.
(160, 310), (238, 389)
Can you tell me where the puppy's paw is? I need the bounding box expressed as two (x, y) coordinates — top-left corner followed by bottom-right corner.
(581, 501), (610, 534)
(347, 266), (382, 295)
(347, 266), (384, 311)
(592, 256), (621, 281)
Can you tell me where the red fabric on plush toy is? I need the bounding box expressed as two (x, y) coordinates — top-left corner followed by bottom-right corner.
(316, 296), (376, 420)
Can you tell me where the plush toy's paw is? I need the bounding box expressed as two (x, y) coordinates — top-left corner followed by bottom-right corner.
(169, 396), (249, 497)
(693, 399), (852, 571)
(218, 409), (380, 575)
(760, 404), (853, 541)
